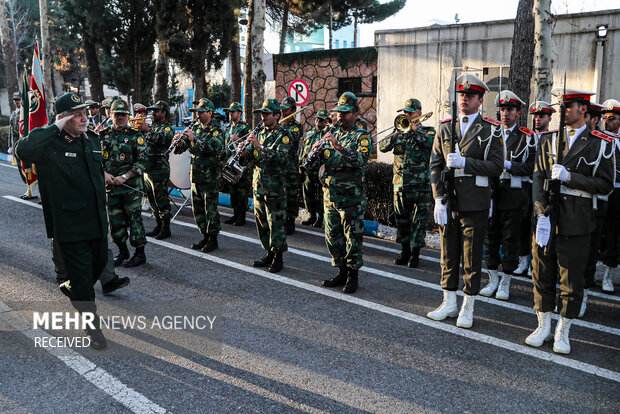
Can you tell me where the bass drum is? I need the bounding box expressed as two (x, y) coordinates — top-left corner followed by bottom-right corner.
(168, 150), (191, 191)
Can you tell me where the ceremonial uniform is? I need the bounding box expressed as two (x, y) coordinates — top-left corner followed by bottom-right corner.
(223, 102), (252, 224)
(9, 95), (21, 154)
(280, 96), (303, 233)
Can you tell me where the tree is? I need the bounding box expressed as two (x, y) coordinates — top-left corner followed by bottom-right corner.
(6, 0), (32, 82)
(349, 0), (405, 47)
(153, 43), (169, 102)
(39, 0), (55, 101)
(244, 0), (266, 126)
(533, 0), (553, 103)
(507, 0), (535, 125)
(0, 0), (19, 111)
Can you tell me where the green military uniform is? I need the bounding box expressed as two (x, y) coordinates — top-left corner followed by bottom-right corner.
(379, 98), (434, 267)
(223, 102), (252, 220)
(9, 96), (29, 188)
(280, 97), (303, 229)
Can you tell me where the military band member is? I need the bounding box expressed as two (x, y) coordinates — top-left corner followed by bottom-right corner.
(9, 92), (33, 198)
(427, 74), (504, 328)
(141, 100), (174, 239)
(600, 99), (620, 293)
(481, 91), (535, 300)
(280, 96), (303, 235)
(95, 98), (113, 132)
(133, 103), (147, 117)
(379, 98), (434, 268)
(85, 100), (102, 131)
(223, 101), (251, 226)
(526, 89), (614, 354)
(299, 109), (330, 227)
(242, 99), (290, 273)
(175, 98), (225, 252)
(101, 99), (149, 267)
(317, 92), (372, 294)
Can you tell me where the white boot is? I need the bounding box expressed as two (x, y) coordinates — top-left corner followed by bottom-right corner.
(525, 311), (553, 347)
(513, 256), (528, 275)
(602, 266), (615, 293)
(553, 316), (574, 354)
(495, 274), (511, 300)
(578, 289), (588, 318)
(456, 294), (476, 328)
(480, 269), (499, 297)
(427, 290), (458, 321)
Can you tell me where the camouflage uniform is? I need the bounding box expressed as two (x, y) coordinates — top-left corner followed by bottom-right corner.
(299, 126), (325, 218)
(144, 120), (174, 222)
(280, 97), (303, 224)
(223, 116), (252, 213)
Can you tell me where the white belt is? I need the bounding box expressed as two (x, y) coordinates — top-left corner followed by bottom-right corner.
(454, 169), (472, 178)
(560, 185), (592, 199)
(598, 195), (609, 202)
(615, 182), (620, 188)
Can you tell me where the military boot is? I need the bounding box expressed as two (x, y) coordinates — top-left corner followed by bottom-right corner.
(322, 266), (348, 287)
(102, 275), (130, 295)
(342, 268), (359, 294)
(146, 218), (162, 237)
(253, 251), (275, 267)
(114, 242), (130, 266)
(201, 236), (218, 253)
(85, 328), (107, 350)
(191, 234), (209, 250)
(123, 246), (146, 268)
(156, 219), (171, 240)
(268, 252), (283, 273)
(302, 211), (316, 226)
(233, 210), (246, 226)
(285, 216), (296, 235)
(394, 243), (411, 266)
(408, 247), (421, 268)
(224, 212), (238, 225)
(312, 214), (323, 228)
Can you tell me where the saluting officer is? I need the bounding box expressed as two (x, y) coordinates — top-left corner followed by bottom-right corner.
(379, 98), (435, 268)
(299, 108), (330, 227)
(100, 99), (149, 268)
(142, 100), (175, 240)
(526, 89), (614, 354)
(16, 93), (109, 349)
(242, 99), (291, 273)
(280, 96), (303, 235)
(317, 92), (372, 294)
(175, 98), (225, 252)
(427, 74), (504, 328)
(481, 90), (535, 300)
(223, 101), (251, 226)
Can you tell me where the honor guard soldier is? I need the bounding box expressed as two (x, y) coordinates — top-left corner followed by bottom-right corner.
(174, 98), (224, 252)
(481, 90), (535, 300)
(101, 99), (149, 267)
(526, 88), (614, 354)
(600, 99), (620, 293)
(379, 98), (435, 268)
(315, 92), (372, 294)
(242, 98), (290, 273)
(428, 74), (504, 328)
(299, 108), (330, 227)
(16, 93), (110, 349)
(223, 101), (251, 225)
(141, 100), (175, 240)
(280, 96), (303, 235)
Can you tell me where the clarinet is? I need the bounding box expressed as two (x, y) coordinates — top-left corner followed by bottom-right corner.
(299, 120), (341, 173)
(225, 121), (265, 168)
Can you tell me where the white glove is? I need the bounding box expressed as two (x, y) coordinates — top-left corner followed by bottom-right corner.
(489, 199), (493, 218)
(446, 152), (466, 169)
(54, 114), (75, 131)
(504, 160), (512, 170)
(7, 147), (13, 154)
(535, 215), (551, 247)
(551, 164), (570, 183)
(434, 197), (448, 226)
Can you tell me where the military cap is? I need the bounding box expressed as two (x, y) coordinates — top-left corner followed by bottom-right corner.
(528, 101), (556, 115)
(602, 99), (620, 115)
(133, 103), (147, 113)
(588, 102), (605, 117)
(456, 74), (490, 94)
(496, 90), (525, 108)
(84, 99), (99, 108)
(147, 100), (169, 111)
(223, 102), (243, 112)
(552, 87), (594, 105)
(398, 98), (422, 113)
(101, 98), (111, 108)
(110, 99), (131, 114)
(12, 92), (21, 100)
(253, 98), (281, 114)
(280, 96), (297, 110)
(189, 98), (214, 112)
(332, 92), (359, 112)
(54, 93), (89, 114)
(315, 108), (329, 119)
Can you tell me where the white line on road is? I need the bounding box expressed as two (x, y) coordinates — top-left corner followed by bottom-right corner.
(0, 162), (17, 169)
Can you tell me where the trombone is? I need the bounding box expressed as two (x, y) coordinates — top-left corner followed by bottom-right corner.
(372, 112), (433, 144)
(129, 115), (153, 130)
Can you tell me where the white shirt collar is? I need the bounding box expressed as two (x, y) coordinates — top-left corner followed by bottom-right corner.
(566, 124), (587, 149)
(459, 112), (479, 136)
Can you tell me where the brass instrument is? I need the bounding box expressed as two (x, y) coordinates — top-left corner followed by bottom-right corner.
(129, 115), (153, 130)
(372, 112), (433, 144)
(222, 121), (265, 184)
(299, 120), (341, 173)
(279, 105), (307, 124)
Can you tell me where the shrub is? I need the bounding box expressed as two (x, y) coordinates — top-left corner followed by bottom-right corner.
(364, 161), (395, 226)
(0, 126), (9, 153)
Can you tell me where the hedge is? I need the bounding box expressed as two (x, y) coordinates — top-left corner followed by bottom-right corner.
(0, 126), (9, 153)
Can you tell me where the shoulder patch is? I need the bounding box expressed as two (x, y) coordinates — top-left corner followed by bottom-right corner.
(137, 136), (145, 145)
(483, 117), (501, 126)
(165, 127), (172, 132)
(519, 126), (533, 136)
(541, 129), (558, 135)
(439, 118), (451, 124)
(293, 127), (299, 132)
(282, 136), (290, 144)
(591, 130), (614, 142)
(324, 149), (331, 158)
(360, 138), (370, 146)
(213, 130), (219, 136)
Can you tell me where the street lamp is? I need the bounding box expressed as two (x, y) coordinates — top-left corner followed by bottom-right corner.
(597, 25), (607, 40)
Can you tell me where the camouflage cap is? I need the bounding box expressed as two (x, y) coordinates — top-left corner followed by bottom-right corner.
(133, 103), (147, 112)
(12, 92), (21, 100)
(190, 98), (214, 112)
(280, 96), (297, 110)
(223, 102), (243, 112)
(101, 98), (112, 108)
(332, 92), (358, 112)
(398, 98), (421, 113)
(315, 108), (329, 119)
(147, 100), (169, 111)
(54, 93), (89, 114)
(110, 99), (131, 114)
(84, 99), (99, 108)
(253, 98), (281, 114)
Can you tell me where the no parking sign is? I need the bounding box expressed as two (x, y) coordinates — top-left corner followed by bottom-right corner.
(288, 79), (309, 106)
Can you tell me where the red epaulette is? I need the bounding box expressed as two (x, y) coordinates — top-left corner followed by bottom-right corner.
(482, 117), (501, 126)
(519, 126), (533, 136)
(604, 130), (620, 139)
(541, 129), (558, 135)
(439, 118), (451, 124)
(591, 130), (614, 143)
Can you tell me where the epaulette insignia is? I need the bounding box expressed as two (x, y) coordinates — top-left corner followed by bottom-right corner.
(282, 136), (290, 144)
(541, 129), (558, 135)
(483, 117), (501, 126)
(519, 126), (533, 136)
(591, 130), (614, 142)
(604, 130), (620, 139)
(439, 118), (451, 124)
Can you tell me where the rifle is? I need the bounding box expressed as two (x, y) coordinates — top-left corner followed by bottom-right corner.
(440, 76), (458, 218)
(542, 73), (567, 254)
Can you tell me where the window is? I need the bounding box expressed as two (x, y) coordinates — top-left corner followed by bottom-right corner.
(338, 77), (362, 96)
(343, 40), (347, 48)
(335, 39), (340, 48)
(372, 76), (377, 95)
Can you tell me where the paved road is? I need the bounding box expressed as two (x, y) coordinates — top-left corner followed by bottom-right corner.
(0, 161), (618, 414)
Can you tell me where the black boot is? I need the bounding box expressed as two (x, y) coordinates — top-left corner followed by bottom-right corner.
(156, 219), (171, 240)
(285, 216), (296, 235)
(123, 246), (146, 268)
(312, 214), (323, 228)
(408, 247), (421, 268)
(322, 266), (348, 287)
(342, 268), (359, 294)
(102, 275), (130, 295)
(253, 251), (275, 267)
(394, 243), (411, 266)
(85, 328), (107, 350)
(191, 234), (209, 250)
(302, 211), (316, 226)
(114, 242), (130, 266)
(268, 252), (283, 273)
(224, 212), (237, 225)
(146, 218), (162, 237)
(201, 235), (218, 253)
(59, 281), (74, 301)
(233, 209), (246, 226)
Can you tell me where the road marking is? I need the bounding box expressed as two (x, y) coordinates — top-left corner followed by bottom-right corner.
(0, 162), (17, 169)
(0, 302), (167, 414)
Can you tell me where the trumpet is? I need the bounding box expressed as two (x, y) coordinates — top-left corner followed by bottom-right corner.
(299, 120), (341, 173)
(279, 105), (307, 124)
(372, 112), (433, 144)
(222, 121), (265, 184)
(163, 127), (190, 156)
(129, 115), (153, 130)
